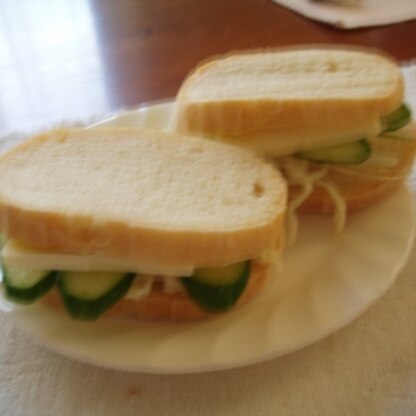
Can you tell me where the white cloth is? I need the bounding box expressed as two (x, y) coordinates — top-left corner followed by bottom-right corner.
(1, 65), (416, 416)
(272, 0), (416, 29)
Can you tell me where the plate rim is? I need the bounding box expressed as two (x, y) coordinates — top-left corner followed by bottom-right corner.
(1, 101), (415, 374)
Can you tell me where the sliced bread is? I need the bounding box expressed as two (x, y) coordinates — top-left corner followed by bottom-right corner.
(0, 128), (287, 268)
(175, 46), (403, 151)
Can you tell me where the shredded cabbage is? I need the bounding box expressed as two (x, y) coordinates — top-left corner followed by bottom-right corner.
(275, 157), (347, 245)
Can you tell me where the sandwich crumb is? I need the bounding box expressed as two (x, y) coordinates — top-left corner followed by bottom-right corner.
(327, 61), (339, 72)
(125, 384), (143, 398)
(252, 181), (265, 197)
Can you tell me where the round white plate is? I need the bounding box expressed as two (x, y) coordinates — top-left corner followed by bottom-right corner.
(1, 102), (415, 374)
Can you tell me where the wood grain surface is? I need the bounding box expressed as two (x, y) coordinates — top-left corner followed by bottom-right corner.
(1, 0), (415, 135)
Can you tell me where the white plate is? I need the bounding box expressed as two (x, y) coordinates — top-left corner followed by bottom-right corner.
(1, 102), (415, 374)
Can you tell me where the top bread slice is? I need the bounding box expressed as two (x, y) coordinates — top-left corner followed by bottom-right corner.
(175, 46), (404, 153)
(0, 128), (287, 268)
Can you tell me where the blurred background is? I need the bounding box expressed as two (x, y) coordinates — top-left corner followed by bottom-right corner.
(1, 0), (415, 135)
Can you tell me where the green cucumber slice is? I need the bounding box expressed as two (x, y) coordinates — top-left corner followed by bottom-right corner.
(58, 271), (135, 320)
(382, 104), (412, 133)
(297, 139), (371, 165)
(181, 261), (250, 313)
(1, 262), (57, 304)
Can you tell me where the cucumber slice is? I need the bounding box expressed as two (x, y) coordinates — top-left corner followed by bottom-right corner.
(382, 104), (412, 133)
(1, 262), (57, 304)
(181, 261), (250, 313)
(297, 139), (371, 165)
(58, 271), (135, 320)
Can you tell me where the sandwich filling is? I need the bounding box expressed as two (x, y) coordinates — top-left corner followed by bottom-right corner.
(1, 239), (279, 321)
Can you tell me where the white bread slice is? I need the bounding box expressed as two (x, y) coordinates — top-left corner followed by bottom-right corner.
(175, 46), (403, 153)
(0, 128), (286, 269)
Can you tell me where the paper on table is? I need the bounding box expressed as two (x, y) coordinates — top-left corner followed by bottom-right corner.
(271, 0), (416, 29)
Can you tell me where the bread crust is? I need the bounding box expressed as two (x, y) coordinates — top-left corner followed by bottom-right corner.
(42, 262), (269, 321)
(175, 45), (403, 140)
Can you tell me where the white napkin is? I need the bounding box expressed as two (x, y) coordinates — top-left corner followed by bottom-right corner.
(272, 0), (416, 29)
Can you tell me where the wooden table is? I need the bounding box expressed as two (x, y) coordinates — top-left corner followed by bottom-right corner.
(1, 0), (416, 136)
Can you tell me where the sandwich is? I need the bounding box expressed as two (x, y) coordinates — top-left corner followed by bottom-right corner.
(174, 46), (416, 241)
(0, 128), (287, 321)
